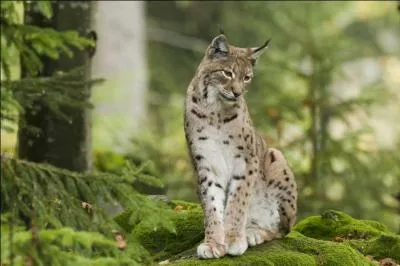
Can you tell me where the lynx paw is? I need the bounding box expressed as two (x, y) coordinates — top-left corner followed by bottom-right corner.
(246, 228), (266, 247)
(197, 242), (226, 259)
(225, 235), (248, 256)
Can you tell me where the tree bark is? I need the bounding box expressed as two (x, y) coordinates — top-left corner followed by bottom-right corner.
(18, 1), (93, 172)
(91, 1), (147, 153)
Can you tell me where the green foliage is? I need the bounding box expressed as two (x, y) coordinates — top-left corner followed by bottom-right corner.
(124, 133), (193, 198)
(0, 2), (178, 264)
(0, 1), (99, 132)
(0, 224), (140, 266)
(1, 67), (100, 128)
(93, 149), (167, 195)
(2, 21), (93, 77)
(1, 1), (176, 265)
(0, 154), (175, 232)
(0, 154), (176, 265)
(1, 1), (94, 78)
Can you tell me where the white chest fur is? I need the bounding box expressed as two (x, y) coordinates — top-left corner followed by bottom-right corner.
(191, 126), (246, 186)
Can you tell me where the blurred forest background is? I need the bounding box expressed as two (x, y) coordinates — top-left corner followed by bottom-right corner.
(1, 1), (399, 265)
(100, 1), (399, 229)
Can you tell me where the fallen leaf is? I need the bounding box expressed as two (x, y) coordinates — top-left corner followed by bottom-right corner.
(113, 232), (127, 250)
(80, 202), (93, 214)
(333, 236), (345, 242)
(266, 107), (279, 118)
(175, 205), (184, 212)
(379, 258), (398, 266)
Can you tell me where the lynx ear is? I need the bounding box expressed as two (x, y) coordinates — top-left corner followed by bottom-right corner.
(207, 34), (229, 59)
(250, 39), (271, 65)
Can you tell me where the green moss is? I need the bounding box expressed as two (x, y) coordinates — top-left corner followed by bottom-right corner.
(362, 220), (392, 232)
(348, 234), (400, 262)
(168, 243), (316, 266)
(293, 210), (399, 262)
(133, 206), (204, 260)
(293, 210), (392, 240)
(167, 231), (376, 266)
(282, 231), (372, 266)
(116, 202), (397, 265)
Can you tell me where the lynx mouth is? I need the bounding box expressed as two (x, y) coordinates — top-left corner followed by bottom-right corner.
(219, 92), (237, 102)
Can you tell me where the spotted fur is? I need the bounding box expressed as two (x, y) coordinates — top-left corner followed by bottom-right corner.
(184, 34), (297, 259)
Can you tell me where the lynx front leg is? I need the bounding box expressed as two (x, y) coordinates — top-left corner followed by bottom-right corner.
(196, 165), (226, 259)
(224, 158), (257, 256)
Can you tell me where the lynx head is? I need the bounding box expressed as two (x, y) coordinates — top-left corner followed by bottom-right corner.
(199, 34), (270, 103)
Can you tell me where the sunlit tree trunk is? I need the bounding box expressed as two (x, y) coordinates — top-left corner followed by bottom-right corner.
(18, 1), (94, 172)
(91, 1), (148, 153)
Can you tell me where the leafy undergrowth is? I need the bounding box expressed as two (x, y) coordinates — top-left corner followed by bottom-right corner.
(116, 201), (400, 266)
(0, 224), (140, 266)
(0, 156), (175, 266)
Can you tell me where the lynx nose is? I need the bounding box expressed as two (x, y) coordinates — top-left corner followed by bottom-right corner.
(232, 90), (241, 97)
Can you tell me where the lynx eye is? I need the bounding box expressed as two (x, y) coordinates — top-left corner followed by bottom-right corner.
(222, 70), (233, 79)
(244, 75), (252, 82)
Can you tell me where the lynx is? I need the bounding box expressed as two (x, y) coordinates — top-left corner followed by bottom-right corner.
(184, 33), (297, 259)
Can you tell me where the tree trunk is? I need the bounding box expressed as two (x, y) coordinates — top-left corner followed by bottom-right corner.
(18, 1), (93, 172)
(91, 1), (148, 153)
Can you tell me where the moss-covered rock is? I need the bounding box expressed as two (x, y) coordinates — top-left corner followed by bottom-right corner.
(294, 210), (400, 263)
(116, 201), (399, 265)
(133, 201), (204, 260)
(166, 230), (377, 266)
(114, 200), (204, 261)
(293, 210), (393, 240)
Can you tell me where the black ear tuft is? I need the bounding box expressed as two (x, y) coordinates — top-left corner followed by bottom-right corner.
(208, 34), (229, 59)
(219, 24), (224, 35)
(250, 38), (271, 66)
(253, 39), (271, 54)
